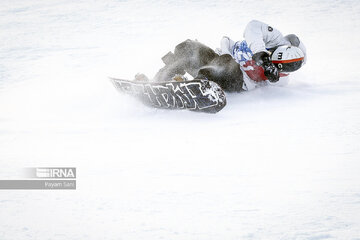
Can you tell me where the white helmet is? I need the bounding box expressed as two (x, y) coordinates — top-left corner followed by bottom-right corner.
(271, 46), (305, 72)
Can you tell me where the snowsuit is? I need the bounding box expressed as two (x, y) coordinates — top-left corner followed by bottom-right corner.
(153, 20), (306, 92)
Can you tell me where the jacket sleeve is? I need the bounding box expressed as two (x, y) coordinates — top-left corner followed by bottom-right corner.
(243, 20), (286, 54)
(220, 36), (236, 56)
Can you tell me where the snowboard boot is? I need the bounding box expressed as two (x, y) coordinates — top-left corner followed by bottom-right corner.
(134, 73), (149, 82)
(172, 74), (187, 82)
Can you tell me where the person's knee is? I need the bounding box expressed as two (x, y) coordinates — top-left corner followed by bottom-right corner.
(174, 39), (195, 58)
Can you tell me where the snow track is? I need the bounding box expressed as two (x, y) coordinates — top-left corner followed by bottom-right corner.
(0, 0), (360, 239)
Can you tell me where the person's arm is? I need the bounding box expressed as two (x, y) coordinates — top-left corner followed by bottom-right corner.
(243, 20), (285, 53)
(244, 20), (283, 82)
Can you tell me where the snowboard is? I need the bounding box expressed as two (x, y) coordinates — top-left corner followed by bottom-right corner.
(110, 78), (227, 113)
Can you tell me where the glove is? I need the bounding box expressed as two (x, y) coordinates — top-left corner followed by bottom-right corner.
(263, 61), (279, 83)
(252, 51), (280, 82)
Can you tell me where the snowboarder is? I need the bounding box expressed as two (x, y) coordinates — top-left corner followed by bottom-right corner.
(219, 19), (307, 91)
(140, 19), (307, 92)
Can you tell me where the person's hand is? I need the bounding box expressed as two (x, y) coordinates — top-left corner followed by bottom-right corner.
(252, 51), (280, 82)
(263, 61), (279, 82)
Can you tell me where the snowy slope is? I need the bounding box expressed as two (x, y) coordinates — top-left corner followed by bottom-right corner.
(0, 0), (360, 239)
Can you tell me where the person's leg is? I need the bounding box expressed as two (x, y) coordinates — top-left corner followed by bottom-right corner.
(196, 54), (244, 92)
(153, 39), (218, 82)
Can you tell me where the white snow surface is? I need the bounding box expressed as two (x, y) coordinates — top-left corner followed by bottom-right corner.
(1, 0), (360, 239)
